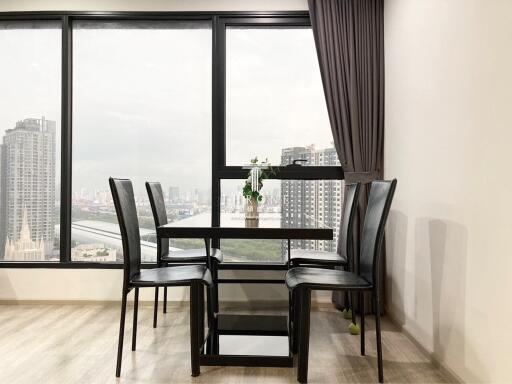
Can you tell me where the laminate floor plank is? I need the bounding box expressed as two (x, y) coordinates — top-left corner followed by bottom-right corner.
(0, 304), (456, 384)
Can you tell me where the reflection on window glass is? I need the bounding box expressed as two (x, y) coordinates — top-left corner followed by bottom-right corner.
(221, 177), (343, 263)
(0, 21), (61, 261)
(71, 21), (212, 262)
(226, 26), (333, 166)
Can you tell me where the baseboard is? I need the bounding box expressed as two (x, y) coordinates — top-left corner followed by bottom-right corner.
(0, 299), (288, 309)
(0, 299), (154, 306)
(386, 310), (464, 383)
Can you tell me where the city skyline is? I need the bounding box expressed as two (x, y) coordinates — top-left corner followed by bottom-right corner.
(70, 142), (340, 207)
(0, 114), (341, 263)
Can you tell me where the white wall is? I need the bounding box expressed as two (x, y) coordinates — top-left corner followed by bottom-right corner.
(0, 268), (333, 304)
(0, 268), (290, 303)
(384, 0), (512, 382)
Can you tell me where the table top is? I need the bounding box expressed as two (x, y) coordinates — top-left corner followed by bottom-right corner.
(157, 224), (333, 240)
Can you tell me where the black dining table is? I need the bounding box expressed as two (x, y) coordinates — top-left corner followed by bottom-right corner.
(157, 223), (333, 368)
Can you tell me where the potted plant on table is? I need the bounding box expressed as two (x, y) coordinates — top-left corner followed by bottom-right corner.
(242, 157), (273, 228)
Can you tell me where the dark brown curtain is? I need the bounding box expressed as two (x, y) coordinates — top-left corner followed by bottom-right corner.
(308, 0), (385, 312)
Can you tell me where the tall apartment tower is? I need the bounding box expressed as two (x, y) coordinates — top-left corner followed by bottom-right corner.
(0, 117), (56, 259)
(281, 146), (343, 254)
(168, 186), (180, 203)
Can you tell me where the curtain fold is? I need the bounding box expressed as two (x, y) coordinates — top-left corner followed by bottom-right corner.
(308, 0), (385, 313)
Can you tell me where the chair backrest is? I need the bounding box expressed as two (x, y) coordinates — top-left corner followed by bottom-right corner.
(359, 179), (397, 284)
(337, 182), (361, 265)
(145, 182), (169, 260)
(109, 177), (141, 282)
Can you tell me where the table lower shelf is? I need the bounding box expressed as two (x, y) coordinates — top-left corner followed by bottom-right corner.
(200, 354), (293, 367)
(201, 313), (293, 367)
(217, 313), (289, 336)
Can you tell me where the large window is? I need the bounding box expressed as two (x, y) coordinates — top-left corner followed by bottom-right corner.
(71, 21), (212, 262)
(0, 21), (61, 261)
(0, 12), (343, 267)
(220, 23), (341, 263)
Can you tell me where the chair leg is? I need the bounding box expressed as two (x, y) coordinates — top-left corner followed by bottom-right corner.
(360, 291), (365, 356)
(132, 287), (139, 351)
(206, 313), (219, 355)
(153, 287), (159, 328)
(350, 292), (357, 325)
(163, 287), (168, 314)
(198, 284), (205, 351)
(292, 288), (301, 354)
(344, 291), (350, 311)
(287, 258), (294, 342)
(205, 287), (213, 355)
(189, 282), (200, 377)
(288, 290), (294, 353)
(374, 294), (384, 383)
(212, 261), (219, 314)
(297, 288), (311, 384)
(115, 290), (128, 377)
(342, 264), (353, 320)
(213, 321), (220, 355)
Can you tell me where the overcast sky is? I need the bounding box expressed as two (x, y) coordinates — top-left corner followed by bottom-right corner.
(0, 24), (62, 182)
(0, 22), (332, 198)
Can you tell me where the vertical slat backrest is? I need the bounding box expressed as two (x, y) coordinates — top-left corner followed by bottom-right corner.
(359, 180), (397, 284)
(109, 178), (141, 282)
(337, 182), (361, 266)
(146, 182), (169, 261)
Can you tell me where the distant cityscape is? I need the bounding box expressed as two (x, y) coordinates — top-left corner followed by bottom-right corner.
(0, 116), (342, 262)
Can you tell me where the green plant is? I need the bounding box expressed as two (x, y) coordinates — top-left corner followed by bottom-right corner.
(242, 158), (275, 202)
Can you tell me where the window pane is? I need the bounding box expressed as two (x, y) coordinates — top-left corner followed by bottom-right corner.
(0, 21), (61, 261)
(225, 26), (334, 166)
(221, 175), (343, 263)
(71, 21), (211, 262)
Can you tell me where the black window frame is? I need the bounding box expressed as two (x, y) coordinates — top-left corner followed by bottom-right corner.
(0, 11), (343, 270)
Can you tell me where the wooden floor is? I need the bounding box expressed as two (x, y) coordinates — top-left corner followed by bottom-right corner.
(0, 303), (455, 384)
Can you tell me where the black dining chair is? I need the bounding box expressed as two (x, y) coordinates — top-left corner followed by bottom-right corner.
(286, 179), (397, 383)
(146, 181), (223, 328)
(110, 177), (212, 378)
(289, 182), (360, 269)
(288, 183), (360, 326)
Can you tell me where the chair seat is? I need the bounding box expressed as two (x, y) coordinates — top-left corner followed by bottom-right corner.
(162, 247), (223, 263)
(289, 249), (347, 266)
(286, 267), (372, 291)
(131, 265), (213, 287)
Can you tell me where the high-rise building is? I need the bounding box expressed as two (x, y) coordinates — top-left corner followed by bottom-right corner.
(0, 117), (56, 259)
(168, 186), (180, 203)
(281, 146), (343, 254)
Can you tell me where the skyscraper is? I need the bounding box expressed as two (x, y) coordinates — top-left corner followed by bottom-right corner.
(0, 117), (56, 260)
(281, 146), (343, 253)
(168, 186), (180, 203)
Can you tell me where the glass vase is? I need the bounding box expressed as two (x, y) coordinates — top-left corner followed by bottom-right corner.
(245, 198), (259, 227)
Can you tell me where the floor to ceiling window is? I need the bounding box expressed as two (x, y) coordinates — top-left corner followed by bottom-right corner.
(0, 21), (61, 261)
(71, 21), (212, 262)
(221, 24), (341, 262)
